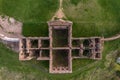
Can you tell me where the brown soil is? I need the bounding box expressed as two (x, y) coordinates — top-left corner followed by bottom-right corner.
(0, 15), (23, 38)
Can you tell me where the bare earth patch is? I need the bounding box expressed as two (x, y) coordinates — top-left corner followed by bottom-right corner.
(52, 0), (67, 20)
(0, 15), (23, 39)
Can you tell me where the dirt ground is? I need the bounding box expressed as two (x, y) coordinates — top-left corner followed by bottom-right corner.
(0, 15), (23, 39)
(52, 0), (66, 20)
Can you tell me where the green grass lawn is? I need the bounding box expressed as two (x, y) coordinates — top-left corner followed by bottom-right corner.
(0, 0), (120, 80)
(63, 0), (120, 38)
(0, 40), (119, 80)
(22, 23), (49, 37)
(2, 0), (58, 22)
(0, 0), (59, 37)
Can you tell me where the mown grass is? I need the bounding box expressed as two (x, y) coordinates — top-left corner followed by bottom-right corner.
(22, 23), (48, 37)
(63, 0), (120, 38)
(2, 0), (58, 22)
(0, 0), (2, 14)
(0, 39), (119, 80)
(1, 0), (59, 37)
(70, 0), (82, 5)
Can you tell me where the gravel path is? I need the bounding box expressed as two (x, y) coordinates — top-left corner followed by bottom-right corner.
(51, 0), (66, 20)
(104, 34), (120, 41)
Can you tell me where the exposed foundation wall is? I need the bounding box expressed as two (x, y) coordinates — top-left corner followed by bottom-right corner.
(19, 20), (103, 73)
(52, 27), (69, 47)
(49, 25), (53, 73)
(19, 37), (50, 60)
(48, 20), (72, 73)
(51, 49), (71, 73)
(72, 37), (103, 60)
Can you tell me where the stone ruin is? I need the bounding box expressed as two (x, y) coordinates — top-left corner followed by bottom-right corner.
(19, 19), (103, 73)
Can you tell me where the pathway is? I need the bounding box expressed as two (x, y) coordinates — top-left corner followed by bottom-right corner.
(51, 0), (66, 20)
(104, 34), (120, 41)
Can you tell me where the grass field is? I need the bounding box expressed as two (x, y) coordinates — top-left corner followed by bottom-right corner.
(0, 39), (120, 80)
(0, 0), (59, 37)
(0, 0), (120, 80)
(63, 0), (120, 37)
